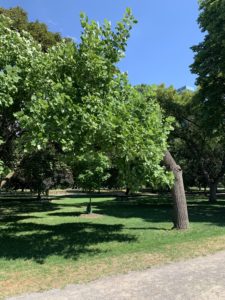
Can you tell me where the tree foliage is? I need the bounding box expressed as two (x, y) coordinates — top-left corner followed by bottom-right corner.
(191, 0), (225, 130)
(0, 6), (62, 51)
(13, 9), (173, 192)
(0, 14), (41, 174)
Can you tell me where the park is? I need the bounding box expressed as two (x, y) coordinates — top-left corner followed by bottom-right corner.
(1, 0), (225, 299)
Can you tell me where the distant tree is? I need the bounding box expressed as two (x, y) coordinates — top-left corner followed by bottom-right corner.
(5, 149), (74, 198)
(155, 84), (225, 202)
(71, 152), (110, 192)
(0, 6), (62, 51)
(27, 21), (62, 52)
(0, 6), (28, 31)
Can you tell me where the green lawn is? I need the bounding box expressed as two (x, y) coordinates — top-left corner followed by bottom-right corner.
(1, 194), (225, 298)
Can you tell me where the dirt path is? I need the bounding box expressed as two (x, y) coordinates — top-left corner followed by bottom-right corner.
(7, 250), (225, 300)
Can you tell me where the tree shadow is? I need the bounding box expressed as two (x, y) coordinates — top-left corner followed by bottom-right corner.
(1, 194), (225, 266)
(49, 211), (82, 217)
(188, 204), (225, 227)
(0, 199), (61, 219)
(85, 197), (173, 224)
(0, 222), (135, 263)
(61, 196), (225, 228)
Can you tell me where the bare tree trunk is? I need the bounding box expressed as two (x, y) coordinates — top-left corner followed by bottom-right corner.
(209, 180), (218, 203)
(163, 150), (189, 230)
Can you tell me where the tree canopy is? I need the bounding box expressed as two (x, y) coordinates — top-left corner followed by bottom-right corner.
(0, 6), (62, 51)
(0, 9), (173, 195)
(191, 0), (225, 130)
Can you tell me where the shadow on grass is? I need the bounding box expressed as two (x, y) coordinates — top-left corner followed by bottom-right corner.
(0, 222), (135, 263)
(43, 194), (225, 228)
(0, 199), (60, 218)
(1, 194), (225, 264)
(52, 196), (225, 228)
(0, 198), (136, 263)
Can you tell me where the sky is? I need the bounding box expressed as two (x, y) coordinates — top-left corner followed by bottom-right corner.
(0, 0), (204, 89)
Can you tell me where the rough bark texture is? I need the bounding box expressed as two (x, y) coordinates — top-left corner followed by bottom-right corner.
(163, 150), (189, 230)
(209, 181), (218, 203)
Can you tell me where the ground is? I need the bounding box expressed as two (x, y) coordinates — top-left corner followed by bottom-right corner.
(6, 250), (225, 300)
(1, 193), (225, 298)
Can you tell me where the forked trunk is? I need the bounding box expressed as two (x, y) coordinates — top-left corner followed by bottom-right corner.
(163, 150), (189, 230)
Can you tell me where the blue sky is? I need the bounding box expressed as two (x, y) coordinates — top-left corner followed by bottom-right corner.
(0, 0), (203, 89)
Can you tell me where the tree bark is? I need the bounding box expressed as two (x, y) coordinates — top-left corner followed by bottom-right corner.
(163, 150), (189, 230)
(0, 171), (15, 189)
(209, 180), (218, 203)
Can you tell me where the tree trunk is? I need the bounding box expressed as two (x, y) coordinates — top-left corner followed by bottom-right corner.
(163, 150), (189, 230)
(0, 171), (15, 188)
(37, 190), (41, 200)
(125, 187), (130, 196)
(209, 180), (218, 203)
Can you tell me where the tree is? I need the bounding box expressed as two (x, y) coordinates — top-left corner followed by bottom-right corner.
(70, 151), (110, 192)
(15, 11), (182, 226)
(0, 9), (62, 182)
(1, 9), (188, 229)
(136, 84), (190, 229)
(190, 0), (225, 200)
(0, 14), (41, 180)
(0, 6), (62, 51)
(155, 84), (225, 203)
(191, 0), (225, 129)
(5, 149), (74, 198)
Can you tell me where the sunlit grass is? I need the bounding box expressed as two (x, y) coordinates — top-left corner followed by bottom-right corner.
(1, 195), (225, 298)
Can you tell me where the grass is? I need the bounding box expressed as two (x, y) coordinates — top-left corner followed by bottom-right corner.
(1, 194), (225, 298)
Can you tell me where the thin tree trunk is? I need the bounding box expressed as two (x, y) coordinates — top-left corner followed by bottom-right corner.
(125, 187), (130, 196)
(209, 180), (218, 203)
(163, 150), (189, 230)
(37, 190), (41, 200)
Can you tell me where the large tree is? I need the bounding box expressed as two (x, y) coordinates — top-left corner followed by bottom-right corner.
(191, 0), (225, 129)
(0, 14), (41, 178)
(190, 0), (225, 200)
(1, 9), (189, 229)
(17, 11), (173, 190)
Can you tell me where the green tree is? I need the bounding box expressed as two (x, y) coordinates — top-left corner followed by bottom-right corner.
(190, 0), (225, 130)
(136, 84), (190, 229)
(190, 0), (225, 200)
(0, 6), (62, 51)
(1, 10), (189, 229)
(16, 11), (182, 227)
(71, 151), (110, 192)
(155, 84), (225, 202)
(0, 14), (41, 179)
